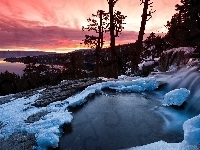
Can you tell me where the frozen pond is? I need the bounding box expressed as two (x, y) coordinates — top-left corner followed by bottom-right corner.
(58, 91), (184, 150)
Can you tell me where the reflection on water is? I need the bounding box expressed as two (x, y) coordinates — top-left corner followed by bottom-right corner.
(0, 58), (26, 75)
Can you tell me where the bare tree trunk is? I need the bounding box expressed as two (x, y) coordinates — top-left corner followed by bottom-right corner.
(138, 0), (149, 43)
(131, 0), (149, 74)
(109, 0), (117, 78)
(95, 11), (103, 77)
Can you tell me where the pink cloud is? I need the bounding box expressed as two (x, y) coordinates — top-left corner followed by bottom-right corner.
(0, 0), (179, 50)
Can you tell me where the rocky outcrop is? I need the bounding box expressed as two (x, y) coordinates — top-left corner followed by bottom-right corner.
(32, 78), (102, 107)
(158, 47), (195, 72)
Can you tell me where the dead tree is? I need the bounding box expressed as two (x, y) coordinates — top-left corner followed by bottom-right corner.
(82, 10), (109, 77)
(131, 0), (156, 74)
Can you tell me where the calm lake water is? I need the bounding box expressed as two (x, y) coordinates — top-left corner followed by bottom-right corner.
(0, 58), (26, 76)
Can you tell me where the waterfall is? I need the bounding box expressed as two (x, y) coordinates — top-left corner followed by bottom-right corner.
(152, 65), (200, 115)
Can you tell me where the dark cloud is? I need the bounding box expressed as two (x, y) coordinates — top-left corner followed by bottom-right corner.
(0, 15), (85, 49)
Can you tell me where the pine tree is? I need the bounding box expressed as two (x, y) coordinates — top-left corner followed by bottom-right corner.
(82, 10), (109, 77)
(82, 6), (126, 78)
(165, 0), (200, 47)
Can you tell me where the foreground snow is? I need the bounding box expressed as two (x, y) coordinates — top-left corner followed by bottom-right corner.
(0, 77), (158, 150)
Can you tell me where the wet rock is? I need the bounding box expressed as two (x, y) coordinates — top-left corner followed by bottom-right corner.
(25, 111), (49, 123)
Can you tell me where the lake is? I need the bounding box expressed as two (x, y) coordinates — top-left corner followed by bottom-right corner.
(0, 51), (60, 76)
(0, 58), (26, 76)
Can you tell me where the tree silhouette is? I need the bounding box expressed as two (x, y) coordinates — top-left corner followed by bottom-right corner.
(164, 0), (200, 47)
(107, 0), (127, 78)
(131, 0), (156, 74)
(143, 32), (167, 60)
(82, 10), (109, 77)
(82, 8), (126, 78)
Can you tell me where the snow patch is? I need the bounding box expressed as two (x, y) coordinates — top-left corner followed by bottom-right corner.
(125, 140), (198, 150)
(164, 47), (195, 55)
(138, 61), (155, 70)
(167, 65), (178, 72)
(68, 77), (158, 107)
(183, 114), (200, 145)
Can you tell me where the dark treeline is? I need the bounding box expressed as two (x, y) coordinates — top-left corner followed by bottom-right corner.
(164, 0), (200, 48)
(0, 51), (87, 96)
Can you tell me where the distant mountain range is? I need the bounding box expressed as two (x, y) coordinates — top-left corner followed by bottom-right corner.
(0, 51), (56, 58)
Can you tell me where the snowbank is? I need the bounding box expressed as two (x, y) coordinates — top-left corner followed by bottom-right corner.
(183, 114), (200, 145)
(125, 140), (198, 150)
(0, 90), (73, 150)
(68, 77), (158, 107)
(127, 113), (200, 150)
(162, 88), (190, 106)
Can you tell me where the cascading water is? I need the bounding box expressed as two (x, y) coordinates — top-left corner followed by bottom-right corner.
(152, 65), (200, 115)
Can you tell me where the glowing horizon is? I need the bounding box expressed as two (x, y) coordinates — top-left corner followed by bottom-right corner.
(0, 0), (180, 52)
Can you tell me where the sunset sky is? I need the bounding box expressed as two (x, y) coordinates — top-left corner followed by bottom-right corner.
(0, 0), (180, 53)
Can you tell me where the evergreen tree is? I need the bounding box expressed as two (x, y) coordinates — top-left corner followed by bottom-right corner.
(143, 32), (167, 60)
(82, 6), (126, 78)
(164, 0), (200, 47)
(82, 10), (109, 77)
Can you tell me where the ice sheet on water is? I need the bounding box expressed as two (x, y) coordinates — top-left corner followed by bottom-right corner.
(26, 111), (73, 150)
(162, 88), (190, 106)
(36, 128), (60, 150)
